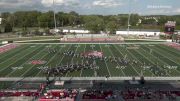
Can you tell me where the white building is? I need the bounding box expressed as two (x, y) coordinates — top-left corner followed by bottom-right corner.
(49, 29), (61, 33)
(116, 29), (161, 36)
(63, 29), (90, 34)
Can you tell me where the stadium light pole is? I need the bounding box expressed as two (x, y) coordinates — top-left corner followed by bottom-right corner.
(53, 0), (57, 31)
(0, 18), (2, 25)
(127, 15), (131, 35)
(127, 0), (131, 35)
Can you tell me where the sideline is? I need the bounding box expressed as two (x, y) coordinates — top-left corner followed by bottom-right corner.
(0, 77), (180, 81)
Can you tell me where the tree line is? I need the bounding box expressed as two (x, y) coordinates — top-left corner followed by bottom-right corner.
(1, 11), (180, 33)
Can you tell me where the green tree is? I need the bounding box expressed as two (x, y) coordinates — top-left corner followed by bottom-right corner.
(84, 15), (105, 33)
(106, 21), (119, 34)
(4, 23), (12, 32)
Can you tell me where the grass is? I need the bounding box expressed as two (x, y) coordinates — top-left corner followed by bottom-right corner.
(124, 40), (166, 42)
(0, 43), (179, 77)
(17, 40), (61, 43)
(0, 36), (61, 42)
(15, 39), (166, 43)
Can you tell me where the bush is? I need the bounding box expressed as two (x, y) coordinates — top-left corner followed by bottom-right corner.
(159, 35), (166, 39)
(4, 23), (12, 32)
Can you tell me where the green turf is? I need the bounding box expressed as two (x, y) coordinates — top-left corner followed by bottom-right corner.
(17, 40), (61, 43)
(0, 43), (179, 77)
(16, 39), (166, 43)
(0, 36), (61, 42)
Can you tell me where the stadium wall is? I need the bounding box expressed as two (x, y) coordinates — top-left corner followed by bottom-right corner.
(116, 31), (161, 36)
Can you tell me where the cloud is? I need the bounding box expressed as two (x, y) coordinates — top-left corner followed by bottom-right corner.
(143, 7), (180, 15)
(92, 0), (123, 7)
(146, 10), (170, 15)
(0, 0), (36, 7)
(144, 9), (179, 15)
(41, 0), (79, 7)
(41, 0), (62, 7)
(0, 0), (179, 15)
(174, 8), (180, 13)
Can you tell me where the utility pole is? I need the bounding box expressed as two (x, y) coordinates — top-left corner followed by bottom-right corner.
(0, 18), (2, 25)
(0, 17), (2, 33)
(53, 0), (57, 31)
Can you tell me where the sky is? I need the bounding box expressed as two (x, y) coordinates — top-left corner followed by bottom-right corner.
(0, 0), (180, 15)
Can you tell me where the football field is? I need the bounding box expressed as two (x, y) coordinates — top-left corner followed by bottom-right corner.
(0, 43), (179, 78)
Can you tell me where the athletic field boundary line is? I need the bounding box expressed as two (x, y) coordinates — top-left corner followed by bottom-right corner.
(0, 77), (180, 81)
(14, 39), (60, 43)
(14, 42), (169, 45)
(0, 43), (11, 48)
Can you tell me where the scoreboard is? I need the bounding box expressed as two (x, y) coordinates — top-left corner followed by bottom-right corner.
(165, 26), (175, 32)
(164, 21), (176, 34)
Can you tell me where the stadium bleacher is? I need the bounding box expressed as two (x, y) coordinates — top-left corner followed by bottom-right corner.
(61, 34), (124, 42)
(39, 89), (78, 101)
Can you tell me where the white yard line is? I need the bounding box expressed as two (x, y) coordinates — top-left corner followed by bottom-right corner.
(90, 45), (98, 77)
(0, 44), (10, 48)
(121, 47), (141, 76)
(80, 44), (86, 77)
(136, 47), (172, 77)
(48, 45), (72, 77)
(31, 44), (72, 77)
(158, 46), (180, 73)
(56, 45), (72, 77)
(20, 45), (59, 77)
(160, 45), (180, 56)
(6, 45), (45, 77)
(107, 45), (126, 76)
(65, 44), (79, 77)
(117, 45), (155, 76)
(0, 45), (40, 72)
(60, 45), (72, 61)
(0, 44), (23, 59)
(113, 45), (140, 76)
(35, 45), (64, 76)
(0, 45), (31, 65)
(99, 44), (111, 77)
(154, 44), (180, 83)
(117, 45), (145, 76)
(153, 46), (180, 66)
(147, 47), (180, 73)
